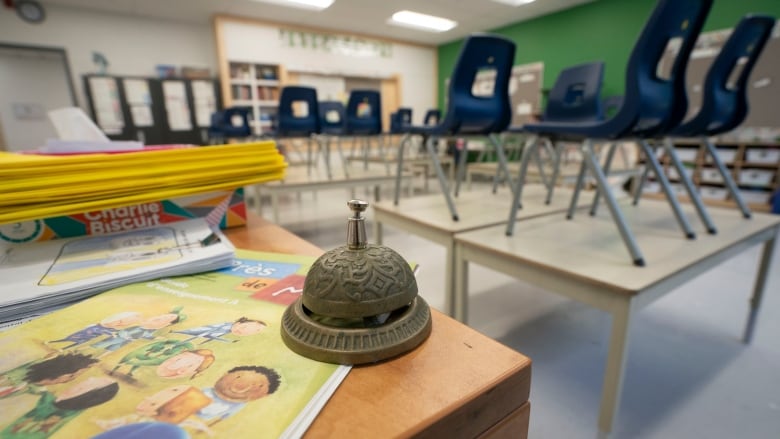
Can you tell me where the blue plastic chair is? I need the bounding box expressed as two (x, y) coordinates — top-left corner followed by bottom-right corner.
(507, 61), (606, 205)
(393, 33), (516, 221)
(423, 109), (441, 126)
(668, 14), (775, 219)
(318, 100), (349, 176)
(506, 0), (714, 267)
(390, 108), (413, 134)
(344, 90), (383, 170)
(276, 86), (322, 176)
(207, 107), (252, 144)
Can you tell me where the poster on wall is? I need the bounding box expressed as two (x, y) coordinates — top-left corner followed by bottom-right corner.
(87, 76), (124, 135)
(162, 80), (193, 131)
(191, 80), (216, 128)
(123, 78), (154, 127)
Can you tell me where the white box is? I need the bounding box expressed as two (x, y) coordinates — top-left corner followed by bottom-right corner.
(738, 169), (774, 187)
(674, 148), (699, 162)
(699, 168), (725, 184)
(700, 186), (728, 201)
(738, 189), (771, 205)
(642, 181), (661, 194)
(745, 148), (780, 165)
(705, 148), (737, 164)
(667, 166), (693, 181)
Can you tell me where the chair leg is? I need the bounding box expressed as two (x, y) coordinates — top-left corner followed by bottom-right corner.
(632, 161), (651, 206)
(427, 136), (460, 221)
(505, 136), (538, 236)
(454, 139), (469, 198)
(394, 134), (411, 205)
(590, 142), (618, 216)
(638, 140), (696, 240)
(488, 133), (515, 197)
(582, 140), (646, 267)
(702, 137), (751, 219)
(664, 138), (716, 234)
(545, 140), (562, 205)
(566, 158), (589, 220)
(532, 145), (551, 190)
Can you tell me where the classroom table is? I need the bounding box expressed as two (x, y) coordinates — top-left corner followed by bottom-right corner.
(453, 198), (779, 437)
(224, 213), (533, 438)
(373, 184), (595, 316)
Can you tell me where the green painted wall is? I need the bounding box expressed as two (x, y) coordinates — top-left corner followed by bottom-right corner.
(436, 0), (780, 110)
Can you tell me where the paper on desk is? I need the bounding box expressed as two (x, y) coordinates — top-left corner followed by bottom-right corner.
(0, 218), (235, 322)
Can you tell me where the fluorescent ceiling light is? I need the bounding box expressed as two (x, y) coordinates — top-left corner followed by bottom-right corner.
(252, 0), (334, 11)
(492, 0), (537, 6)
(389, 10), (457, 33)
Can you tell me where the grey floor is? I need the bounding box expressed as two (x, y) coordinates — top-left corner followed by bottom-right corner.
(253, 164), (780, 439)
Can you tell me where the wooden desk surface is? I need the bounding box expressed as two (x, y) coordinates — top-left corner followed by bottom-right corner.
(456, 198), (780, 295)
(224, 213), (532, 438)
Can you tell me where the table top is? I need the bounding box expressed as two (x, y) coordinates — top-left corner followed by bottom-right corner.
(224, 213), (532, 437)
(456, 198), (780, 295)
(373, 184), (594, 234)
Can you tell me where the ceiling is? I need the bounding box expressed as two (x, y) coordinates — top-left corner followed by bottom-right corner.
(40, 0), (594, 45)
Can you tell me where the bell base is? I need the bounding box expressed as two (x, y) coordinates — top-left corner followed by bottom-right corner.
(281, 296), (432, 365)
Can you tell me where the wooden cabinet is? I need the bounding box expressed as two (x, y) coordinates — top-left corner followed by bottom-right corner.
(225, 62), (286, 135)
(640, 139), (780, 212)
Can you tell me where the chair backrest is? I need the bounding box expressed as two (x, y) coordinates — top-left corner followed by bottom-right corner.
(673, 15), (775, 137)
(211, 107), (252, 138)
(544, 61), (605, 123)
(621, 0), (713, 137)
(345, 90), (382, 135)
(390, 107), (412, 133)
(440, 33), (515, 135)
(424, 109), (441, 125)
(277, 86), (320, 137)
(318, 100), (346, 135)
(602, 95), (624, 118)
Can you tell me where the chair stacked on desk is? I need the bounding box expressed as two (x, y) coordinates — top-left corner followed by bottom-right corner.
(504, 0), (714, 267)
(635, 14), (776, 222)
(393, 34), (516, 221)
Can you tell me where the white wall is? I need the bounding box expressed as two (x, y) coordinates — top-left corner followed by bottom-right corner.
(0, 5), (217, 113)
(221, 20), (437, 124)
(0, 51), (73, 151)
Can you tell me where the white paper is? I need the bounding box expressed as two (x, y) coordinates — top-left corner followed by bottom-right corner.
(191, 80), (216, 128)
(88, 77), (125, 135)
(48, 107), (110, 141)
(130, 105), (154, 127)
(162, 80), (193, 131)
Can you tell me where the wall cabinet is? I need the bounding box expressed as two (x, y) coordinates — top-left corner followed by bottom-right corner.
(226, 62), (285, 135)
(639, 139), (780, 213)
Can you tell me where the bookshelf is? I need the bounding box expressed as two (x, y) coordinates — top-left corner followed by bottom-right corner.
(639, 139), (780, 213)
(227, 62), (285, 135)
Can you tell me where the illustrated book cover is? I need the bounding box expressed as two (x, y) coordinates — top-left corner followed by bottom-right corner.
(0, 249), (350, 439)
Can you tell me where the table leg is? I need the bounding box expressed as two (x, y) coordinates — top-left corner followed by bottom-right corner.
(374, 218), (384, 245)
(743, 234), (777, 343)
(272, 192), (280, 224)
(599, 296), (637, 438)
(453, 242), (469, 322)
(445, 240), (456, 318)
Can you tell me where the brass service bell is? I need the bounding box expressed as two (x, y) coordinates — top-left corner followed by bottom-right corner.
(281, 200), (432, 364)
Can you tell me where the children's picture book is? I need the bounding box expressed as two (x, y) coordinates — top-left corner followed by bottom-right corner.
(0, 219), (235, 323)
(0, 249), (350, 438)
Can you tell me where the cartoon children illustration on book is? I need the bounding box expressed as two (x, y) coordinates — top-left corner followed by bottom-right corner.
(1, 376), (119, 438)
(171, 317), (267, 345)
(192, 365), (281, 427)
(110, 340), (214, 380)
(47, 312), (142, 350)
(0, 353), (98, 400)
(89, 307), (186, 355)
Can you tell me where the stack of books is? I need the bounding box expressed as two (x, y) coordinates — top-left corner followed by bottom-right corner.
(0, 141), (286, 225)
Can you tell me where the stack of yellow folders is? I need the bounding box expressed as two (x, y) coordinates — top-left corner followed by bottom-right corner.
(0, 141), (286, 225)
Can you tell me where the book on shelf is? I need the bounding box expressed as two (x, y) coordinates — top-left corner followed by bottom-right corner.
(0, 219), (235, 324)
(0, 249), (350, 438)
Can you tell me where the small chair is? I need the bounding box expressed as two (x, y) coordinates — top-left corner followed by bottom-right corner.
(318, 100), (349, 175)
(423, 109), (441, 126)
(505, 0), (714, 266)
(276, 86), (321, 175)
(666, 14), (775, 219)
(390, 108), (413, 134)
(507, 61), (606, 206)
(393, 33), (516, 221)
(207, 107), (252, 144)
(344, 90), (383, 169)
